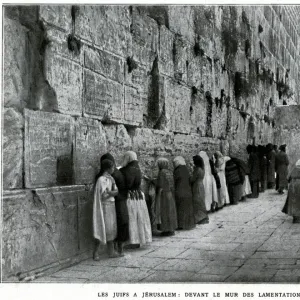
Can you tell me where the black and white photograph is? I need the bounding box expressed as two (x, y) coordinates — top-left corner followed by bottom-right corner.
(1, 1), (300, 289)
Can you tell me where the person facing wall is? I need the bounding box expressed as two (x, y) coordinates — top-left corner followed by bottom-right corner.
(155, 158), (178, 236)
(191, 155), (209, 224)
(173, 156), (195, 230)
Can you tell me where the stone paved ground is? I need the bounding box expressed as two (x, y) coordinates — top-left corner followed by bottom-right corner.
(34, 190), (300, 283)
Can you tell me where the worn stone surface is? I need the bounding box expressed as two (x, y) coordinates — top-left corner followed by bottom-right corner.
(83, 70), (124, 122)
(74, 118), (107, 184)
(3, 17), (29, 109)
(24, 109), (74, 188)
(165, 79), (191, 133)
(45, 52), (82, 116)
(40, 5), (72, 32)
(84, 47), (124, 83)
(2, 186), (93, 280)
(104, 125), (132, 160)
(158, 25), (174, 77)
(131, 8), (159, 69)
(76, 6), (132, 57)
(3, 108), (24, 189)
(168, 6), (195, 43)
(124, 86), (143, 126)
(274, 105), (300, 172)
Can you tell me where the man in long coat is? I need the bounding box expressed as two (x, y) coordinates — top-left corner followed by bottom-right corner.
(247, 145), (260, 198)
(275, 144), (289, 194)
(266, 143), (276, 189)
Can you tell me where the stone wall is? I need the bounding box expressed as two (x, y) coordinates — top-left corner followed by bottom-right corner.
(2, 5), (300, 280)
(274, 105), (300, 173)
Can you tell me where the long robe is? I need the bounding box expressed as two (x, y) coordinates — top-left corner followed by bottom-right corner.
(248, 152), (260, 198)
(275, 151), (289, 190)
(191, 166), (207, 223)
(93, 175), (117, 244)
(259, 155), (268, 192)
(120, 161), (152, 245)
(174, 165), (195, 229)
(199, 151), (216, 211)
(216, 156), (231, 206)
(225, 159), (243, 204)
(282, 167), (300, 219)
(156, 169), (178, 232)
(111, 169), (129, 242)
(267, 150), (276, 185)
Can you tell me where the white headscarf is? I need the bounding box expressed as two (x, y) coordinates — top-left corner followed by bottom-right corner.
(173, 156), (186, 168)
(121, 151), (138, 167)
(199, 151), (212, 175)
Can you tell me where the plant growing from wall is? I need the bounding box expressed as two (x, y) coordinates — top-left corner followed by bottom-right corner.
(127, 56), (138, 73)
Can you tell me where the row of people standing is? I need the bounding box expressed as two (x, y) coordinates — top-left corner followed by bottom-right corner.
(92, 144), (291, 260)
(247, 143), (289, 197)
(151, 151), (253, 235)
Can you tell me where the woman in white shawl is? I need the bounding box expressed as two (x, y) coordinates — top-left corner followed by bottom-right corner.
(199, 151), (218, 212)
(93, 159), (119, 260)
(214, 151), (231, 206)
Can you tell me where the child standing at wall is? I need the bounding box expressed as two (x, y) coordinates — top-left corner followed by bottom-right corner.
(93, 159), (119, 260)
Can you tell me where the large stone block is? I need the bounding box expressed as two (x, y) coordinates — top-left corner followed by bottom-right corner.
(124, 86), (143, 126)
(274, 105), (300, 128)
(125, 66), (149, 100)
(74, 118), (107, 184)
(45, 52), (82, 116)
(83, 70), (124, 122)
(3, 108), (24, 189)
(158, 26), (174, 77)
(168, 6), (195, 43)
(76, 6), (132, 57)
(84, 47), (124, 83)
(4, 17), (29, 109)
(190, 93), (207, 136)
(131, 128), (174, 155)
(104, 124), (132, 157)
(173, 36), (189, 83)
(2, 186), (93, 279)
(46, 28), (82, 64)
(24, 109), (74, 188)
(131, 8), (159, 69)
(165, 79), (191, 133)
(39, 5), (72, 32)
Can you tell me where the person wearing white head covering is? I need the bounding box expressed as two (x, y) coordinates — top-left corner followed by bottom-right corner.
(282, 159), (300, 223)
(214, 151), (231, 206)
(173, 156), (195, 230)
(120, 151), (152, 245)
(199, 151), (218, 211)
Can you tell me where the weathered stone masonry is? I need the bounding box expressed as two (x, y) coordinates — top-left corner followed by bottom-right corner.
(2, 5), (300, 280)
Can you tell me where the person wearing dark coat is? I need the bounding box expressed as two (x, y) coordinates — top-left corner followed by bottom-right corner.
(191, 155), (208, 224)
(155, 158), (178, 236)
(258, 145), (268, 193)
(247, 145), (260, 198)
(282, 159), (300, 223)
(119, 151), (152, 245)
(275, 145), (289, 194)
(173, 156), (195, 230)
(226, 158), (245, 204)
(266, 143), (276, 189)
(274, 144), (280, 190)
(209, 157), (221, 211)
(100, 153), (129, 256)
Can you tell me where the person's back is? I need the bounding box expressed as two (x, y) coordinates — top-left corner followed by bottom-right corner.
(174, 165), (192, 198)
